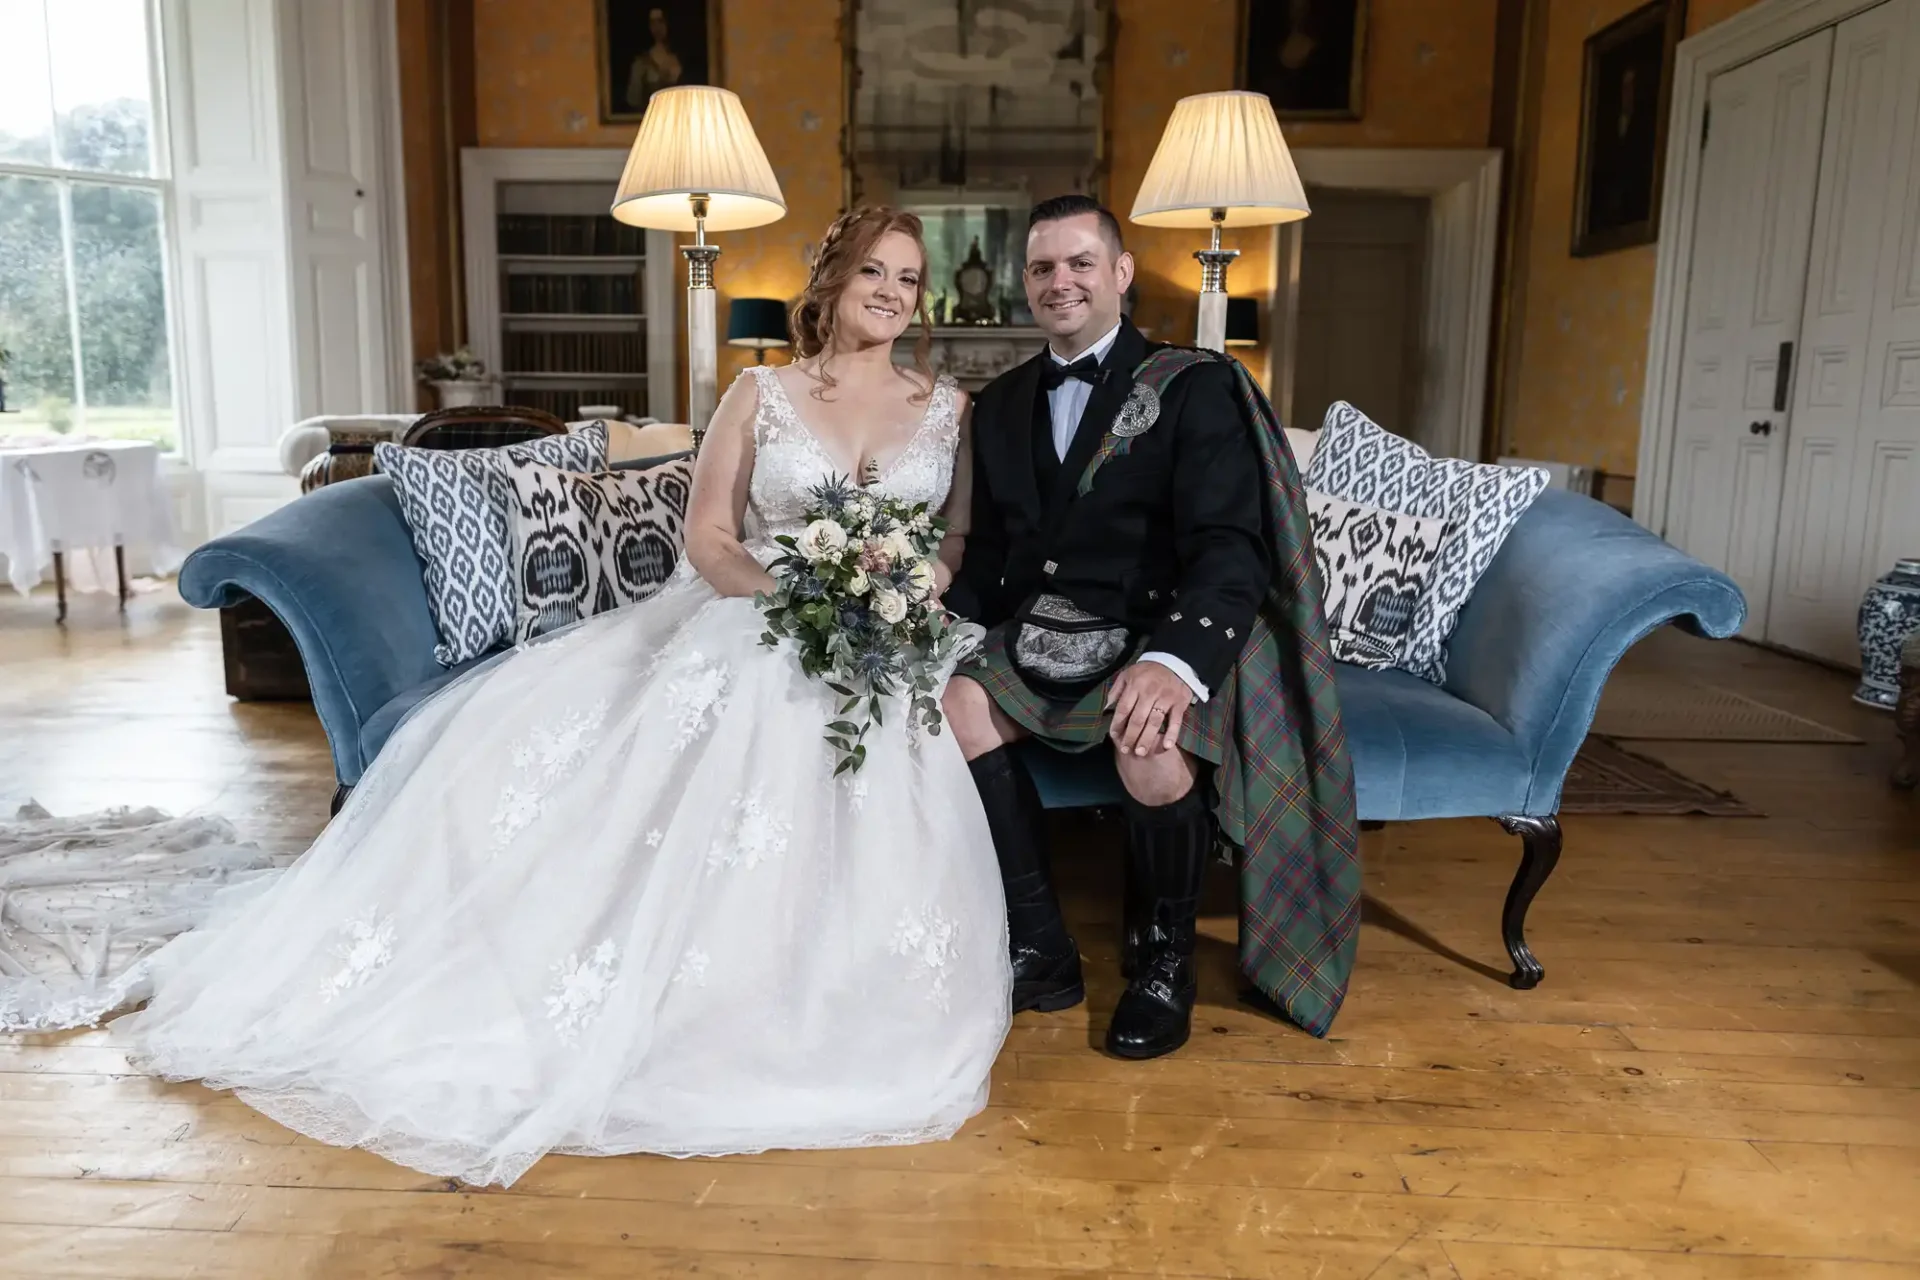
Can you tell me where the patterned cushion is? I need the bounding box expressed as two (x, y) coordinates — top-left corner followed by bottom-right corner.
(1305, 402), (1548, 682)
(375, 423), (608, 665)
(502, 458), (693, 643)
(1307, 490), (1447, 670)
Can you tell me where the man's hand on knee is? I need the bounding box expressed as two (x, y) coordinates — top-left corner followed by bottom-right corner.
(1106, 661), (1193, 757)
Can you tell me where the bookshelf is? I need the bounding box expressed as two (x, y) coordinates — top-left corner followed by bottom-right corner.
(461, 149), (679, 422)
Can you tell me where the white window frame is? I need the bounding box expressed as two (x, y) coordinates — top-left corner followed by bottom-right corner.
(0, 0), (184, 458)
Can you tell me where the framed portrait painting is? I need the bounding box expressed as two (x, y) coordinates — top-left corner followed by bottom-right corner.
(1238, 0), (1369, 121)
(597, 1), (721, 125)
(1571, 0), (1687, 257)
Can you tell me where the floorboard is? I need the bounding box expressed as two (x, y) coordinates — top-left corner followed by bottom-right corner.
(2, 588), (1915, 1278)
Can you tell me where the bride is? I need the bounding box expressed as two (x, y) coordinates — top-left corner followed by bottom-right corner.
(2, 207), (1012, 1188)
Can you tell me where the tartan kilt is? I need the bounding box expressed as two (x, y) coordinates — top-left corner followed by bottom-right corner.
(958, 345), (1359, 1039)
(965, 624), (1233, 766)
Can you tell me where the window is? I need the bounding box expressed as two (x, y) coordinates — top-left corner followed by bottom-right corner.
(0, 0), (175, 451)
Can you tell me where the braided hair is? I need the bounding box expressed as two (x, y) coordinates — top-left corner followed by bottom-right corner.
(788, 207), (935, 402)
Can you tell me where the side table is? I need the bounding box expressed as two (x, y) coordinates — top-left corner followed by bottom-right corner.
(0, 439), (180, 623)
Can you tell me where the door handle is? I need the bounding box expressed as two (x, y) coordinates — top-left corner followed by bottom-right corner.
(1749, 420), (1773, 437)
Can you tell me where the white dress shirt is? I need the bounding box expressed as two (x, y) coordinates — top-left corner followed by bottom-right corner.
(1045, 325), (1210, 705)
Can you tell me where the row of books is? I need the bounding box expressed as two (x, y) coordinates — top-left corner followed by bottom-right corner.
(497, 214), (647, 257)
(503, 273), (641, 315)
(504, 385), (648, 421)
(504, 330), (648, 374)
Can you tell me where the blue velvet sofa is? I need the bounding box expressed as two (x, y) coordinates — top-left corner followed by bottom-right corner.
(179, 475), (1745, 991)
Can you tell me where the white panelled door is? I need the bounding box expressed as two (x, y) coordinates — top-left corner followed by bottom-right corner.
(1769, 0), (1920, 661)
(279, 0), (401, 418)
(1665, 30), (1833, 635)
(1767, 1), (1913, 659)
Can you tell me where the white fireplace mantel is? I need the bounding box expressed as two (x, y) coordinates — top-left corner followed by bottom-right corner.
(896, 326), (1048, 391)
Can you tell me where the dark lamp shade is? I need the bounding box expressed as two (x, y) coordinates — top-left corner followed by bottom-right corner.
(1225, 297), (1259, 347)
(727, 297), (790, 349)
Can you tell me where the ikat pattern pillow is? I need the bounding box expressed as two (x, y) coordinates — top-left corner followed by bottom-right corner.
(1307, 490), (1447, 670)
(375, 423), (608, 666)
(503, 458), (692, 643)
(1306, 402), (1548, 682)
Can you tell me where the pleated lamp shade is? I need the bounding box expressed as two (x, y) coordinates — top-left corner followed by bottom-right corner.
(611, 86), (786, 232)
(1130, 91), (1310, 230)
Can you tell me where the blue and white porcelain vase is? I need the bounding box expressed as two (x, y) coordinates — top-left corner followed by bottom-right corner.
(1855, 558), (1920, 709)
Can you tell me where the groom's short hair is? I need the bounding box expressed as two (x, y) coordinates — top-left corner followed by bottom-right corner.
(1029, 194), (1126, 257)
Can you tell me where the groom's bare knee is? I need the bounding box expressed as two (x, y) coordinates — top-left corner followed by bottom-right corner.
(945, 677), (1024, 761)
(1115, 745), (1199, 808)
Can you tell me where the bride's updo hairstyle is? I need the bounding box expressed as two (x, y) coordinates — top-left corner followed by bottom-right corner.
(790, 206), (935, 401)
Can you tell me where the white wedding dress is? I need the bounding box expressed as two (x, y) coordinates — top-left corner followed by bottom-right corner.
(4, 367), (1012, 1188)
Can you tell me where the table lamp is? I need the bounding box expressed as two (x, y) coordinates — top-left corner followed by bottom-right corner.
(1130, 91), (1309, 352)
(611, 86), (786, 448)
(726, 297), (791, 364)
(1225, 297), (1259, 348)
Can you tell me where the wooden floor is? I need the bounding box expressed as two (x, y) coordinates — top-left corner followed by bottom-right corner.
(2, 587), (1917, 1279)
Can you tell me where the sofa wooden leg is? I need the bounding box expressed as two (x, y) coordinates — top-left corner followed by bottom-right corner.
(1494, 815), (1562, 991)
(330, 784), (353, 817)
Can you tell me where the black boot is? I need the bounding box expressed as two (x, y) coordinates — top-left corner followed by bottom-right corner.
(969, 747), (1084, 1013)
(1120, 855), (1148, 981)
(1106, 786), (1211, 1060)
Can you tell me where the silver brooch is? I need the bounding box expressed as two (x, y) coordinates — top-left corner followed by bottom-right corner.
(1110, 382), (1160, 438)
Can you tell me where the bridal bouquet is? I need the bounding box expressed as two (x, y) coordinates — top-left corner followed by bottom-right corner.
(756, 477), (962, 775)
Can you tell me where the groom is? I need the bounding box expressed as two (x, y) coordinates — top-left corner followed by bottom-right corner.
(942, 195), (1359, 1060)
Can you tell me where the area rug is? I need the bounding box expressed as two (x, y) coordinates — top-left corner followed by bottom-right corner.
(1590, 671), (1861, 744)
(1561, 736), (1762, 817)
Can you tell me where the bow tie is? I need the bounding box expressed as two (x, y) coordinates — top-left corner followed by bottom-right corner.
(1040, 354), (1102, 392)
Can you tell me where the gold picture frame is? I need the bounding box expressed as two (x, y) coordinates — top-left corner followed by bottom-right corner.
(596, 0), (725, 126)
(1571, 0), (1686, 257)
(1237, 0), (1370, 122)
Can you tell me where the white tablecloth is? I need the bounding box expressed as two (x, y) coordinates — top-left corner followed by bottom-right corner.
(0, 439), (182, 595)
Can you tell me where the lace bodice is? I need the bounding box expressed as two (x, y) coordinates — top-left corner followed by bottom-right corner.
(742, 365), (960, 547)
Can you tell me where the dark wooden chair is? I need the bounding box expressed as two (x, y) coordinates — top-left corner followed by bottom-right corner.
(398, 406), (568, 451)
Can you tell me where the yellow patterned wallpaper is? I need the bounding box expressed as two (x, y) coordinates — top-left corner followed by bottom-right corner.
(469, 0), (842, 402)
(1507, 0), (1765, 477)
(443, 0), (1502, 410)
(1114, 0), (1499, 363)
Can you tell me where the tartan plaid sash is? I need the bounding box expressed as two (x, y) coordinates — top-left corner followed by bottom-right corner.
(978, 347), (1361, 1037)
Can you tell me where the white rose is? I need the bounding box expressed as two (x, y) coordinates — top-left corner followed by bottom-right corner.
(906, 559), (937, 598)
(799, 519), (848, 562)
(872, 587), (909, 625)
(848, 567), (871, 596)
(883, 528), (917, 565)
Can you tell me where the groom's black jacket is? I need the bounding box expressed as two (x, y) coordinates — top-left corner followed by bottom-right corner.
(946, 319), (1269, 694)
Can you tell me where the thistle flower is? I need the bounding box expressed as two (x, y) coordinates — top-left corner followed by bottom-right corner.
(808, 477), (862, 516)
